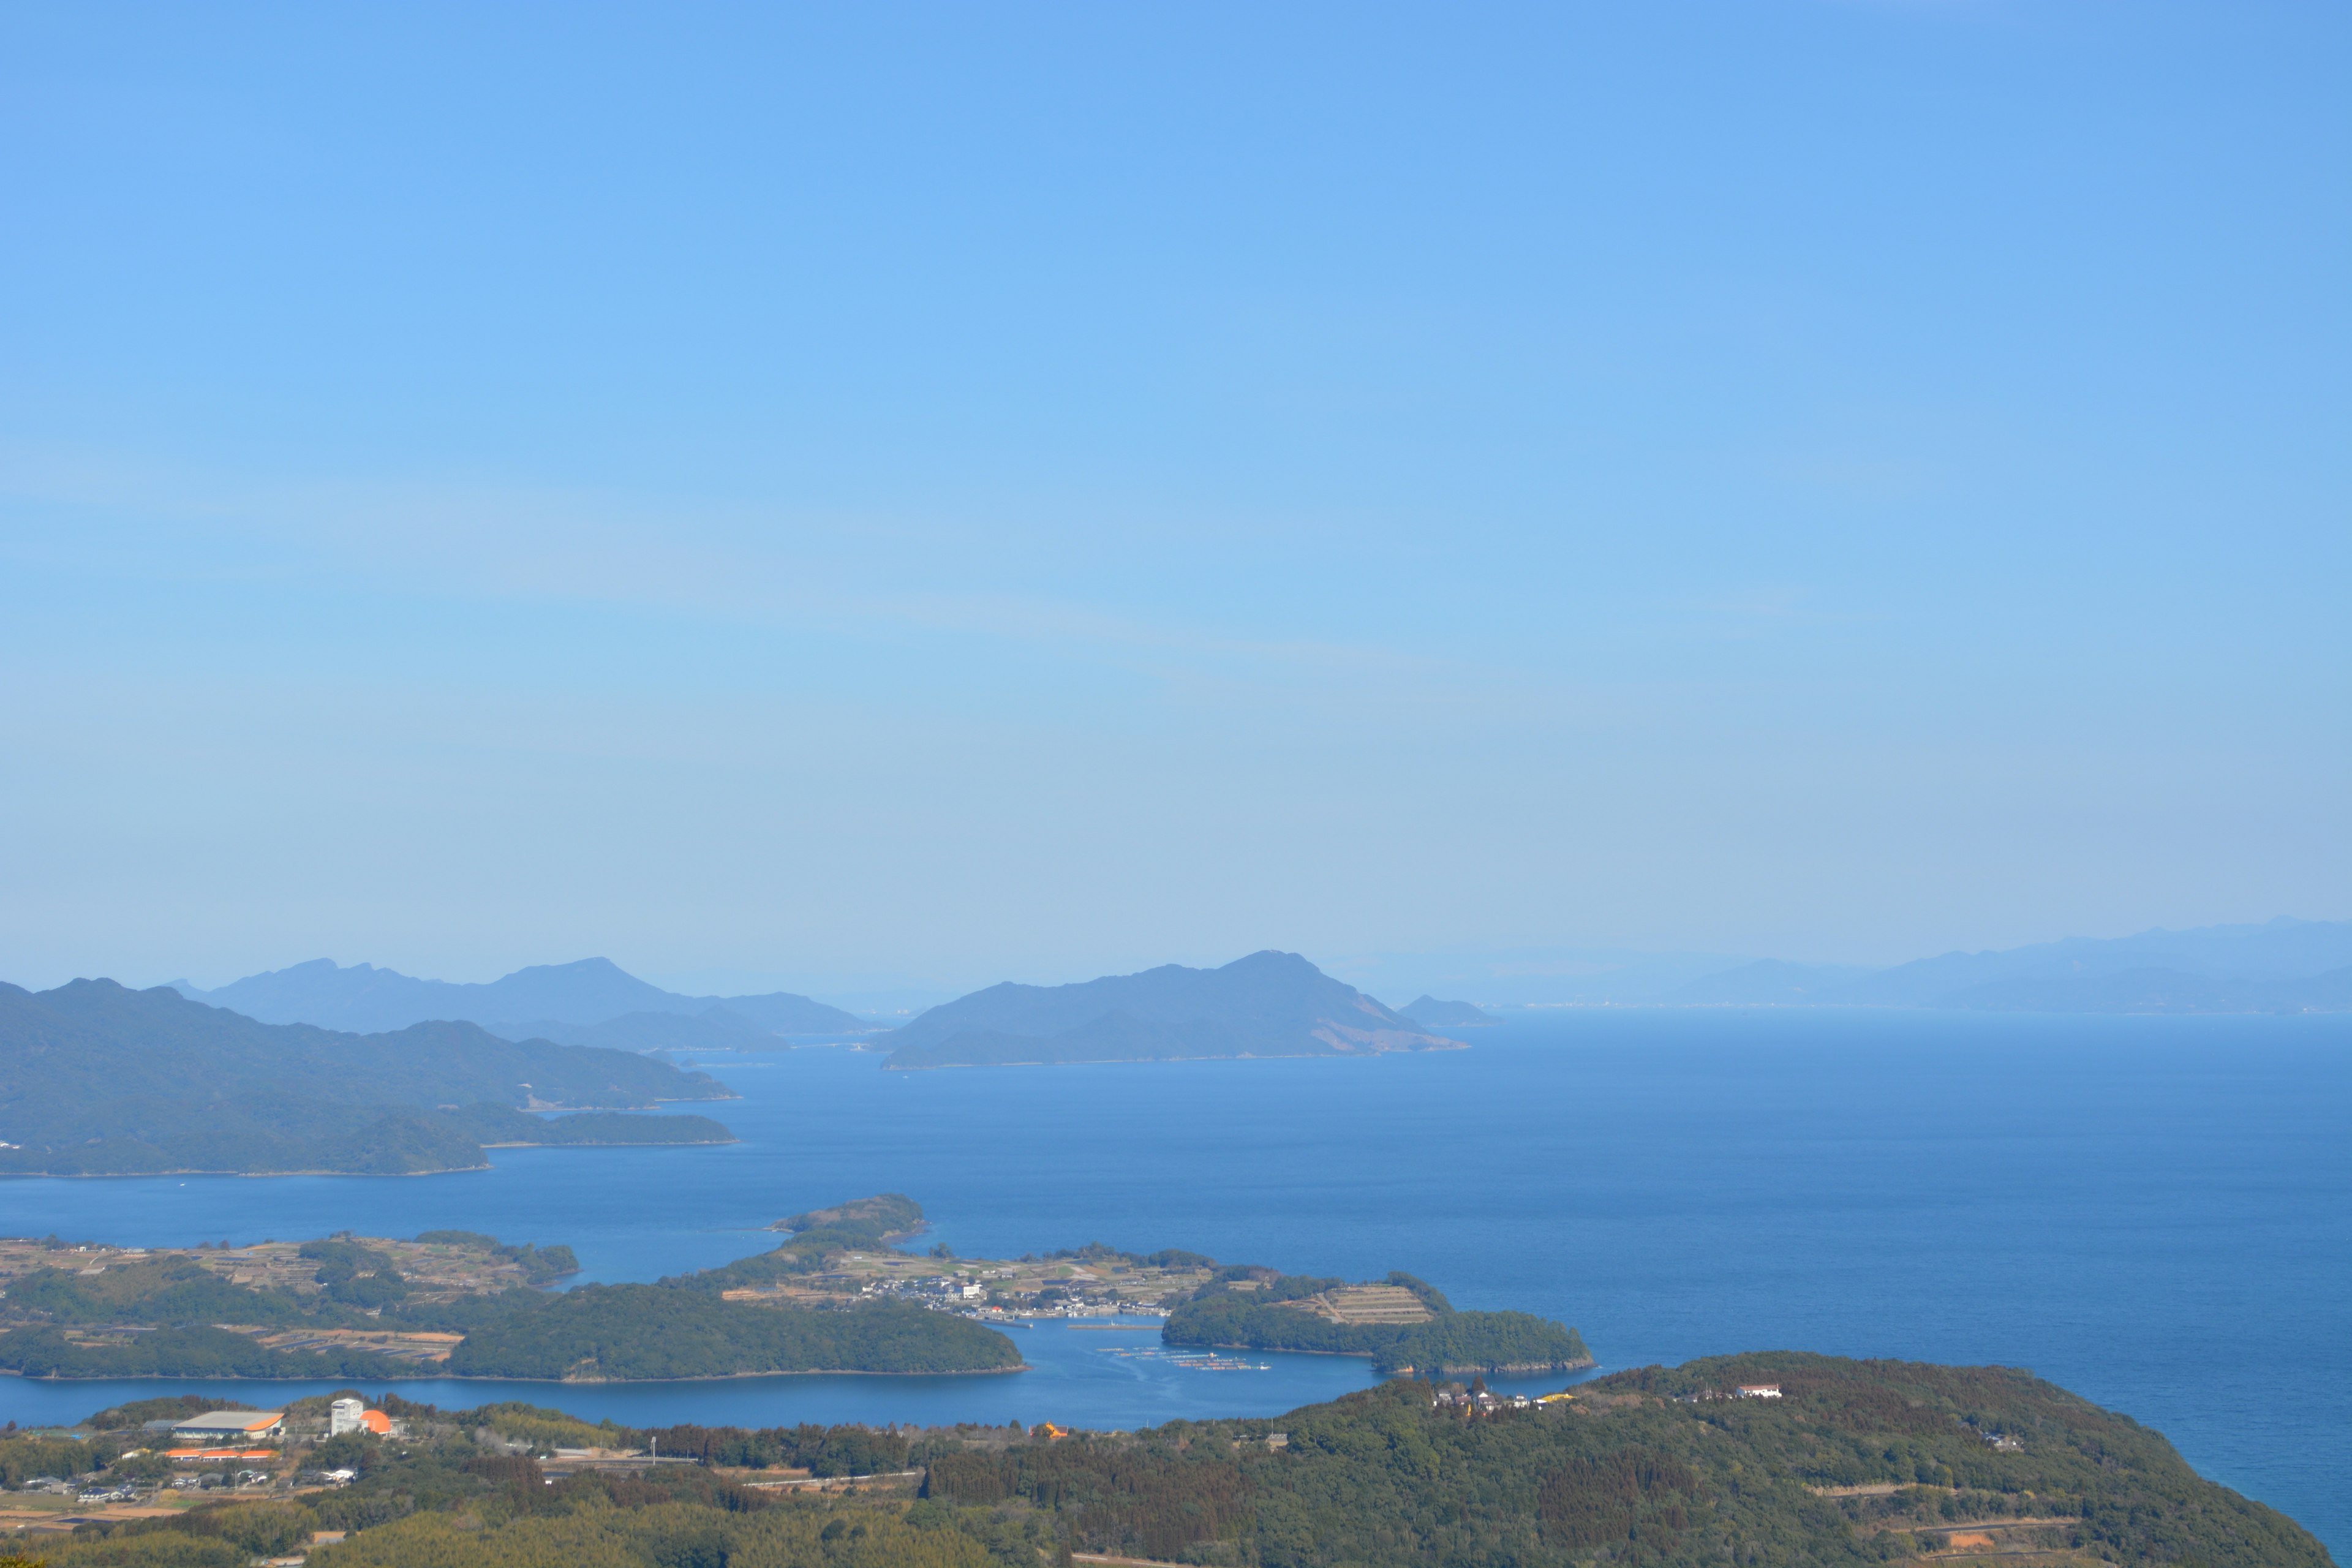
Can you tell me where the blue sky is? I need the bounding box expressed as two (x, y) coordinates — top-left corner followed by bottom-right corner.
(2, 2), (2345, 997)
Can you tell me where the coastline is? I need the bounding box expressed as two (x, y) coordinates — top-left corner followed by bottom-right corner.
(2, 1362), (1032, 1384)
(1175, 1341), (1596, 1376)
(0, 1135), (737, 1178)
(475, 1137), (737, 1149)
(884, 1044), (1471, 1072)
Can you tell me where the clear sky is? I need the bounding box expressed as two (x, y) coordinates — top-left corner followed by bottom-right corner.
(2, 2), (2345, 997)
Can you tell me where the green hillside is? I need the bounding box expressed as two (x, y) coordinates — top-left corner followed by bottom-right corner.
(13, 1356), (2329, 1568)
(445, 1287), (1023, 1379)
(1166, 1269), (1592, 1374)
(0, 979), (733, 1175)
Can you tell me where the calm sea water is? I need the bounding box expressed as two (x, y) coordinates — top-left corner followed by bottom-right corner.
(2, 1011), (2344, 1553)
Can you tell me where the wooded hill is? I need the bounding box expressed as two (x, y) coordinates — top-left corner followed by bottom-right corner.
(0, 979), (733, 1175)
(1166, 1268), (1592, 1374)
(13, 1354), (2329, 1568)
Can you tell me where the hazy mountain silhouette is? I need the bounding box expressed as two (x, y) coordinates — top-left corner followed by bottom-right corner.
(175, 957), (870, 1038)
(881, 951), (1466, 1069)
(1938, 965), (2352, 1014)
(0, 978), (731, 1175)
(1665, 918), (2352, 1012)
(1830, 917), (2352, 1009)
(1398, 995), (1497, 1027)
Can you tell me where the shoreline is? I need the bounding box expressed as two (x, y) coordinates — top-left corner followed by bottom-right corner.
(0, 1139), (738, 1179)
(1175, 1341), (1596, 1376)
(2, 1362), (1032, 1384)
(884, 1044), (1471, 1072)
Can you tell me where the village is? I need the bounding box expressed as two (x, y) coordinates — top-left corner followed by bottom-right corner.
(720, 1245), (1216, 1323)
(0, 1396), (409, 1545)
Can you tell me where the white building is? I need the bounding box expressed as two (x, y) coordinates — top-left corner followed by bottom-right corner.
(172, 1410), (285, 1442)
(330, 1398), (366, 1436)
(1735, 1384), (1782, 1399)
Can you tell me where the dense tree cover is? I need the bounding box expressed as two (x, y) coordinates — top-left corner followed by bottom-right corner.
(921, 1356), (2331, 1567)
(444, 1289), (1023, 1379)
(772, 1196), (925, 1243)
(0, 1325), (413, 1380)
(1, 1256), (317, 1329)
(301, 1240), (412, 1308)
(681, 1197), (927, 1297)
(633, 1423), (914, 1478)
(0, 1433), (126, 1487)
(679, 1237), (863, 1295)
(413, 1233), (580, 1283)
(444, 1104), (735, 1150)
(0, 979), (729, 1175)
(1166, 1275), (1589, 1374)
(85, 1396), (254, 1432)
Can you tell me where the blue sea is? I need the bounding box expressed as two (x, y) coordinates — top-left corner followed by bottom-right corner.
(2, 1011), (2345, 1555)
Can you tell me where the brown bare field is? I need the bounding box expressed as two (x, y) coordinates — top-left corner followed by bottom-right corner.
(1274, 1283), (1433, 1325)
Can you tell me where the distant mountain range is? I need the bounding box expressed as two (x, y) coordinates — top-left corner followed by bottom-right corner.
(880, 951), (1466, 1069)
(1661, 918), (2352, 1014)
(0, 979), (733, 1176)
(170, 957), (873, 1040)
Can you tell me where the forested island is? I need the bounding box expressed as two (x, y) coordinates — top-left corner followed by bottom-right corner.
(3, 1354), (2328, 1567)
(0, 979), (734, 1175)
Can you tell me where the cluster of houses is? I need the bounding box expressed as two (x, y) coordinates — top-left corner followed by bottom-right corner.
(8, 1401), (399, 1504)
(1430, 1388), (1537, 1412)
(1675, 1382), (1784, 1403)
(854, 1268), (1169, 1322)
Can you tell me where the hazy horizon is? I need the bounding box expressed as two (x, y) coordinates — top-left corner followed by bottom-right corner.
(13, 909), (2334, 1014)
(6, 3), (2345, 998)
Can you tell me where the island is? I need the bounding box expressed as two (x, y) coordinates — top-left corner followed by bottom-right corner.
(4, 1355), (2328, 1567)
(878, 951), (1468, 1069)
(0, 978), (736, 1175)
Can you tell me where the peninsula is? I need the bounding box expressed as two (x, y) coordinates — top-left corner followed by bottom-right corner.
(0, 979), (734, 1176)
